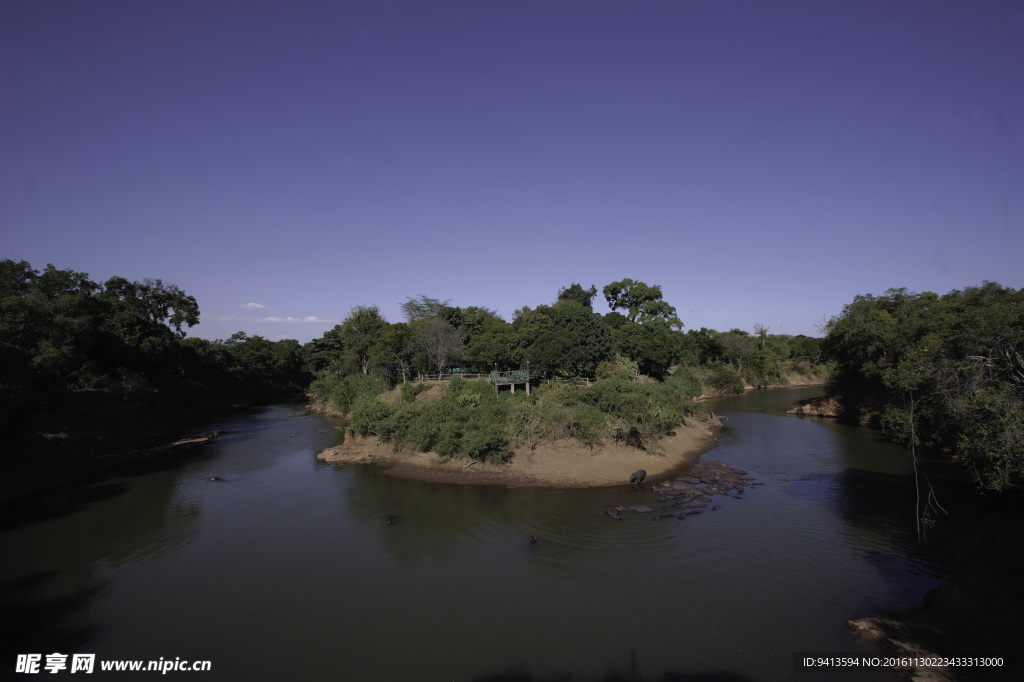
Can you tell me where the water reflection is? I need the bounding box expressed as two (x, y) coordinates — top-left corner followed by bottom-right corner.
(1, 397), (938, 681)
(0, 456), (201, 664)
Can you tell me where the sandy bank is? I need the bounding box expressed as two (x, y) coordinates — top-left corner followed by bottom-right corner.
(317, 416), (721, 488)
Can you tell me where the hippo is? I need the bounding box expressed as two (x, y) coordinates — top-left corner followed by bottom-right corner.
(606, 506), (622, 520)
(629, 469), (647, 485)
(207, 476), (223, 482)
(386, 515), (398, 525)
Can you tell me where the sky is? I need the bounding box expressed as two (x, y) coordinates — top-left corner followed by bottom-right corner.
(2, 1), (1022, 344)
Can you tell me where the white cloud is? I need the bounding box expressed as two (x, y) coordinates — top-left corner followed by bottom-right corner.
(255, 315), (339, 325)
(242, 302), (269, 311)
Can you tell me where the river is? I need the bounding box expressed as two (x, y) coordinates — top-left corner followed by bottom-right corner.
(2, 388), (951, 680)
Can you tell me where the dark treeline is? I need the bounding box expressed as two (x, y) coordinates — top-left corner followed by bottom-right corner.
(822, 282), (1024, 492)
(2, 259), (832, 483)
(12, 255), (1021, 495)
(0, 260), (309, 475)
(308, 279), (824, 388)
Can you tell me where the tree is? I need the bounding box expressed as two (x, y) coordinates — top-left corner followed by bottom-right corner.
(415, 316), (463, 378)
(525, 305), (613, 378)
(602, 278), (682, 328)
(401, 295), (450, 322)
(306, 325), (346, 376)
(788, 335), (822, 363)
(824, 283), (1024, 493)
(557, 283), (598, 309)
(716, 330), (755, 372)
(463, 312), (514, 370)
(339, 305), (388, 375)
(375, 322), (415, 384)
(101, 276), (199, 338)
(612, 319), (681, 379)
(688, 327), (724, 365)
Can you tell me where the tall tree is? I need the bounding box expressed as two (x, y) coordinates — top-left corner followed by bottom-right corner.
(415, 316), (463, 378)
(101, 276), (199, 338)
(602, 278), (682, 328)
(339, 305), (388, 375)
(401, 295), (450, 322)
(557, 283), (598, 309)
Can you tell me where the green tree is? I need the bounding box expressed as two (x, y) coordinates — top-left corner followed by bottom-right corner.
(602, 278), (682, 328)
(401, 295), (450, 322)
(525, 305), (613, 378)
(824, 283), (1024, 492)
(101, 276), (199, 338)
(339, 305), (388, 375)
(557, 283), (598, 309)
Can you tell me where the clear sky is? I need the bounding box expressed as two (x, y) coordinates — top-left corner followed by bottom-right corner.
(3, 1), (1022, 343)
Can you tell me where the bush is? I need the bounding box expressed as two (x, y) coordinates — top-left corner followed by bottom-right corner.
(461, 424), (510, 463)
(310, 373), (389, 413)
(707, 365), (745, 394)
(663, 370), (702, 401)
(349, 397), (393, 436)
(595, 361), (623, 380)
(400, 383), (418, 403)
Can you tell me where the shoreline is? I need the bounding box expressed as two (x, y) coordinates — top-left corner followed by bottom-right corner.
(317, 415), (722, 488)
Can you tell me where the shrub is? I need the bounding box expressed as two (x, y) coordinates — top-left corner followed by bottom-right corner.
(707, 365), (745, 394)
(400, 383), (418, 403)
(310, 373), (389, 413)
(595, 361), (623, 380)
(349, 397), (393, 436)
(664, 369), (702, 401)
(461, 424), (510, 463)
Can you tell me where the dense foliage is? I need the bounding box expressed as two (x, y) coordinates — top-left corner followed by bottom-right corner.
(0, 260), (309, 464)
(317, 374), (707, 464)
(3, 259), (831, 474)
(306, 279), (831, 462)
(823, 283), (1024, 490)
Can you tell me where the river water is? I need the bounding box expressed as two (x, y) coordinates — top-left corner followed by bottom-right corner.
(3, 388), (949, 680)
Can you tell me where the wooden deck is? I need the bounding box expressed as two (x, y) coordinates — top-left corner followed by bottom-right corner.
(488, 369), (530, 396)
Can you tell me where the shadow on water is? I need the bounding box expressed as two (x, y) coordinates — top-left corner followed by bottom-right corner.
(0, 480), (131, 533)
(0, 572), (105, 661)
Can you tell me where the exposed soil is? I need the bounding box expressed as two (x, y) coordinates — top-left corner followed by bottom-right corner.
(317, 416), (722, 488)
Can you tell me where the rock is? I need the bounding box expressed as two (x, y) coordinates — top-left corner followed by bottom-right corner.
(787, 395), (844, 418)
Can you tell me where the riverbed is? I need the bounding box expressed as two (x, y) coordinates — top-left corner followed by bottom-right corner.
(2, 388), (945, 680)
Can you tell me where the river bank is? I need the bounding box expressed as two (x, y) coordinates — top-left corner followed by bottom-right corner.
(317, 414), (722, 487)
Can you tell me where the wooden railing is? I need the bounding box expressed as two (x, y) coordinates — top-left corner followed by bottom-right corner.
(489, 369), (529, 384)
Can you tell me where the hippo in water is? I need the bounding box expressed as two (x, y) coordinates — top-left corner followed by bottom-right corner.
(207, 476), (223, 482)
(606, 506), (622, 520)
(630, 469), (647, 485)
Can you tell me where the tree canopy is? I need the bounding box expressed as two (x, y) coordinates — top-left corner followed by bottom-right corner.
(602, 278), (683, 328)
(823, 283), (1024, 491)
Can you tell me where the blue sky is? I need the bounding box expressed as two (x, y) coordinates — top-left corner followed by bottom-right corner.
(3, 1), (1021, 343)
